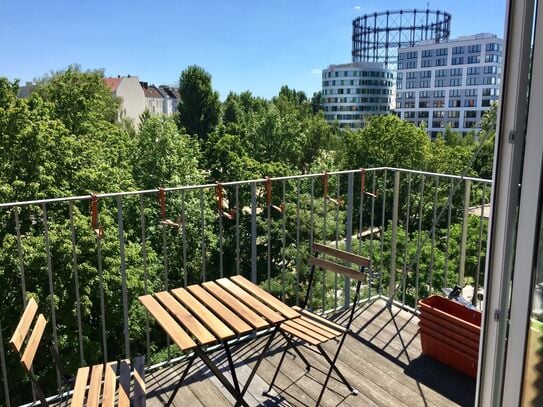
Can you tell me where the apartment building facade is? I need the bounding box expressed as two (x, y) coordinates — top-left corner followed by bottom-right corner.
(321, 62), (394, 129)
(395, 33), (503, 138)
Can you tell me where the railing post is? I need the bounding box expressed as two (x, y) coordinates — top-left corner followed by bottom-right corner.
(251, 182), (257, 283)
(0, 320), (10, 407)
(459, 180), (471, 285)
(389, 171), (400, 298)
(345, 172), (354, 308)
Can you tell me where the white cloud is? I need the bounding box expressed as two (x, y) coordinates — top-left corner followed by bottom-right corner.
(354, 6), (361, 10)
(311, 69), (321, 74)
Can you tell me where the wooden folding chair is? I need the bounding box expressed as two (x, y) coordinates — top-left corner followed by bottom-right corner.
(264, 242), (369, 405)
(9, 298), (146, 406)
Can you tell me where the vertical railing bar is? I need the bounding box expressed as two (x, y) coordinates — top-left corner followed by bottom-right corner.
(414, 175), (425, 307)
(235, 185), (240, 275)
(161, 197), (171, 361)
(117, 197), (130, 359)
(0, 321), (11, 407)
(358, 172), (364, 256)
(181, 191), (188, 287)
(42, 203), (61, 387)
(402, 173), (412, 306)
(251, 182), (257, 283)
(200, 189), (206, 282)
(14, 209), (27, 306)
(281, 180), (286, 301)
(139, 195), (151, 362)
(96, 215), (108, 363)
(379, 169), (387, 295)
(295, 179), (301, 306)
(474, 184), (486, 307)
(218, 189), (224, 279)
(267, 181), (272, 291)
(429, 176), (439, 295)
(389, 171), (400, 299)
(68, 202), (85, 366)
(334, 175), (340, 310)
(309, 179), (315, 309)
(444, 179), (454, 289)
(322, 175), (327, 314)
(345, 172), (354, 309)
(368, 172), (376, 302)
(459, 180), (471, 285)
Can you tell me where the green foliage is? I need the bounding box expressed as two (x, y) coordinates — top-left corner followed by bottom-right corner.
(339, 115), (431, 170)
(177, 65), (221, 140)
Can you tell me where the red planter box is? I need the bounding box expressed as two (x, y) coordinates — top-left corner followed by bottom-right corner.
(418, 295), (482, 379)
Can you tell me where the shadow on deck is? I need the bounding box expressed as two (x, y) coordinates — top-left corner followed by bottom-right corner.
(144, 299), (476, 407)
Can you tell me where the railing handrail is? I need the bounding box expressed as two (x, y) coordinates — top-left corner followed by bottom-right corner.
(0, 167), (492, 208)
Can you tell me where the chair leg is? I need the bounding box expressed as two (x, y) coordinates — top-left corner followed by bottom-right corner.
(281, 331), (311, 371)
(315, 337), (358, 406)
(166, 352), (197, 406)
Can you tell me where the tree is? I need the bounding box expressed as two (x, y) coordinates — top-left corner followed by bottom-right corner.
(311, 91), (322, 114)
(132, 115), (202, 189)
(339, 115), (431, 170)
(177, 65), (221, 140)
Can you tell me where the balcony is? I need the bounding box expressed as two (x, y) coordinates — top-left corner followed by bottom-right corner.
(0, 167), (489, 406)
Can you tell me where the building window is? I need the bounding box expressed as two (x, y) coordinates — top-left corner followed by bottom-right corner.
(406, 51), (418, 59)
(449, 99), (461, 107)
(406, 61), (417, 69)
(419, 91), (429, 98)
(452, 46), (464, 54)
(406, 71), (417, 79)
(434, 90), (445, 98)
(486, 43), (503, 52)
(482, 99), (493, 107)
(435, 58), (447, 66)
(483, 88), (498, 96)
(466, 77), (478, 86)
(435, 79), (445, 87)
(419, 80), (430, 88)
(432, 121), (445, 128)
(404, 101), (415, 108)
(421, 49), (433, 58)
(450, 78), (461, 86)
(465, 88), (478, 97)
(483, 77), (497, 85)
(449, 89), (463, 97)
(435, 69), (447, 77)
(484, 65), (498, 74)
(467, 55), (481, 64)
(419, 101), (430, 108)
(448, 111), (460, 118)
(420, 70), (432, 78)
(468, 44), (481, 53)
(465, 99), (477, 107)
(421, 59), (432, 68)
(404, 111), (416, 118)
(433, 99), (445, 108)
(450, 68), (462, 76)
(465, 110), (478, 118)
(485, 54), (502, 63)
(436, 47), (448, 56)
(418, 111), (429, 118)
(464, 120), (478, 128)
(467, 67), (480, 75)
(452, 57), (464, 65)
(397, 73), (403, 80)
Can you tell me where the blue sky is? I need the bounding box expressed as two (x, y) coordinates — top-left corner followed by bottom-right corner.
(1, 1), (506, 99)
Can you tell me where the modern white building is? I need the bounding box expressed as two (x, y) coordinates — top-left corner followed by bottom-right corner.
(395, 33), (503, 138)
(321, 62), (394, 129)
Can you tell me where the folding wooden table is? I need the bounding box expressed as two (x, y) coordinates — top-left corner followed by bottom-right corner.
(139, 275), (300, 406)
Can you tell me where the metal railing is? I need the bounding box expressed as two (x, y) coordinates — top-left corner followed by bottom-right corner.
(0, 167), (491, 405)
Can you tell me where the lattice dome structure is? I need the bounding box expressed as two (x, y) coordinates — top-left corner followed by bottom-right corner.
(352, 9), (452, 68)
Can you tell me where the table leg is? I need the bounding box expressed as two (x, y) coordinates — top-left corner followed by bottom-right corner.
(234, 327), (278, 407)
(167, 352), (197, 406)
(196, 348), (250, 407)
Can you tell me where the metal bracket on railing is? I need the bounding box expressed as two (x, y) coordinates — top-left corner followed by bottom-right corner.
(265, 177), (284, 213)
(158, 187), (181, 228)
(90, 194), (104, 238)
(216, 183), (235, 220)
(360, 168), (377, 198)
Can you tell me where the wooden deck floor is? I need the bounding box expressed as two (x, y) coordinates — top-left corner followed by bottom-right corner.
(143, 299), (476, 407)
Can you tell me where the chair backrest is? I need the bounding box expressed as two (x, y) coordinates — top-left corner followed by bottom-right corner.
(9, 298), (47, 373)
(308, 243), (370, 282)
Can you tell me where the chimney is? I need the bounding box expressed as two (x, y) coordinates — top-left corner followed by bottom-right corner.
(127, 74), (131, 78)
(117, 75), (121, 78)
